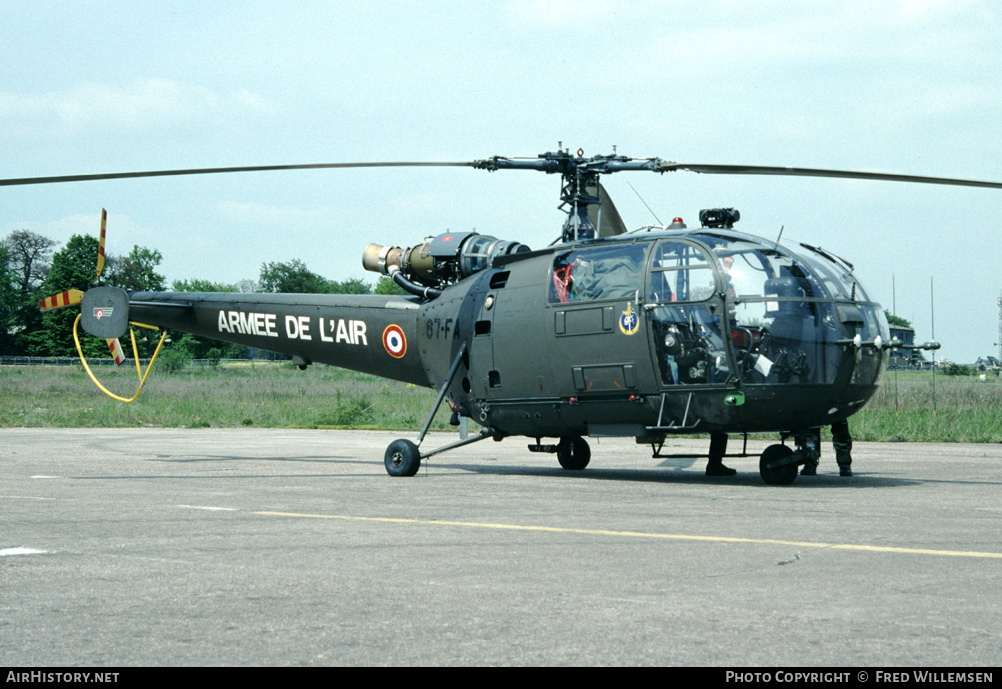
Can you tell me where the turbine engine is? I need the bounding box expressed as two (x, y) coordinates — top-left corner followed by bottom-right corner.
(363, 231), (529, 296)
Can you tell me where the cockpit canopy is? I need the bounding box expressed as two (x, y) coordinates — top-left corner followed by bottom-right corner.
(548, 229), (888, 387)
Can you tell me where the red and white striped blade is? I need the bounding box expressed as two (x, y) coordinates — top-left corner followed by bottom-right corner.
(106, 338), (125, 366)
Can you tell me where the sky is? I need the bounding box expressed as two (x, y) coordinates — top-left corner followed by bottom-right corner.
(2, 0), (1001, 364)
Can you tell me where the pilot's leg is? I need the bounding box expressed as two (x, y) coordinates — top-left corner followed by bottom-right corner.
(832, 420), (853, 477)
(705, 433), (736, 476)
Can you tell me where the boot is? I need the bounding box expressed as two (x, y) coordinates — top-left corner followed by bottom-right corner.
(705, 433), (736, 476)
(706, 460), (737, 477)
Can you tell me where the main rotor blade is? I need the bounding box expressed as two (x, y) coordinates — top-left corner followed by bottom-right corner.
(8, 155), (1001, 190)
(0, 161), (476, 187)
(659, 163), (1002, 190)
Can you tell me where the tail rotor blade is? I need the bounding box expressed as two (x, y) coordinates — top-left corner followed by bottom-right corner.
(96, 209), (107, 282)
(107, 337), (125, 366)
(39, 289), (84, 312)
(38, 209), (108, 313)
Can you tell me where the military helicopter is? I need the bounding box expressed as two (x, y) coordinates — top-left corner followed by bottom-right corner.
(8, 149), (1002, 484)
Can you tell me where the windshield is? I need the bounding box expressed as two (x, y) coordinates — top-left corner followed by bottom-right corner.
(646, 231), (886, 387)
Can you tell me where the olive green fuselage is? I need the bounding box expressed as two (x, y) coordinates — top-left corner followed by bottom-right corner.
(129, 229), (887, 441)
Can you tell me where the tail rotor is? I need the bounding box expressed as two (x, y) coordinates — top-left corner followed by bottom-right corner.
(37, 209), (127, 366)
(37, 210), (166, 402)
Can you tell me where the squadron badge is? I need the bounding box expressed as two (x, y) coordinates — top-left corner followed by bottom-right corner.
(619, 303), (639, 336)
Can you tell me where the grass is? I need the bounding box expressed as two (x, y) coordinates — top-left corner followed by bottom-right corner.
(2, 365), (1001, 443)
(0, 362), (452, 431)
(848, 369), (1002, 443)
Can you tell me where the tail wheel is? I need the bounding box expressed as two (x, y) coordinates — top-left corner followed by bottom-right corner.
(556, 435), (590, 470)
(759, 444), (797, 485)
(384, 439), (421, 477)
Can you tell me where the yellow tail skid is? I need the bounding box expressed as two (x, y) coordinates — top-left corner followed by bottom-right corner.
(73, 314), (168, 403)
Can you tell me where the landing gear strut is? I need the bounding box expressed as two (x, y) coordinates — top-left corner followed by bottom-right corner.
(384, 342), (497, 477)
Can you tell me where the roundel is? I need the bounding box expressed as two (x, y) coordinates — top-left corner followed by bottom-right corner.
(382, 324), (407, 358)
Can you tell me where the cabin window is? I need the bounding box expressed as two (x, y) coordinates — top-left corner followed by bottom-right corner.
(549, 244), (647, 303)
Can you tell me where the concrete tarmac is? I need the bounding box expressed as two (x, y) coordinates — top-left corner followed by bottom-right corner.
(2, 428), (1001, 667)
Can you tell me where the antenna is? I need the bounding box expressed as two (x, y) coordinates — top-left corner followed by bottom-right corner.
(931, 276), (936, 416)
(892, 272), (898, 414)
(627, 181), (662, 225)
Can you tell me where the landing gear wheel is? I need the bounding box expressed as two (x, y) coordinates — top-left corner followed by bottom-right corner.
(759, 444), (797, 485)
(385, 439), (421, 477)
(556, 435), (590, 470)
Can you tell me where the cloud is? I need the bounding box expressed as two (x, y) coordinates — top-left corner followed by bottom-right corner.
(504, 0), (612, 26)
(2, 211), (161, 250)
(0, 79), (274, 136)
(213, 201), (337, 228)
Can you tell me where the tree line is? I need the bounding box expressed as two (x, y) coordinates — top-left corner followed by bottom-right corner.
(0, 229), (403, 360)
(2, 228), (931, 367)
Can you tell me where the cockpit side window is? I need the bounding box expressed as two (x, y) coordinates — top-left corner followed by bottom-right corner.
(549, 244), (647, 303)
(647, 240), (717, 304)
(646, 239), (730, 385)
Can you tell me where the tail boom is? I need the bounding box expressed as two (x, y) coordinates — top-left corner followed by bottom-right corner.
(127, 292), (431, 386)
